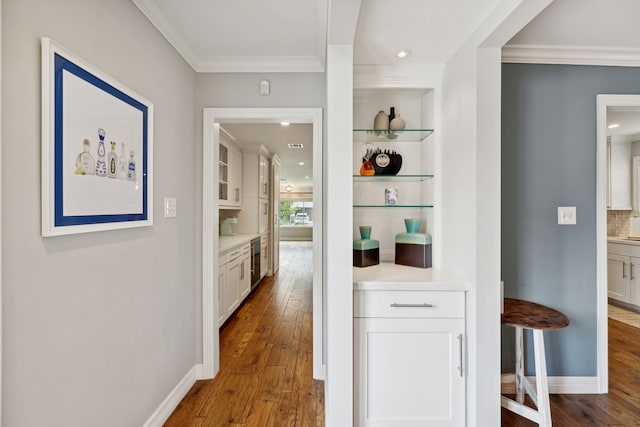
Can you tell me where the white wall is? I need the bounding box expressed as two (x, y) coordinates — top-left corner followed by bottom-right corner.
(2, 1), (197, 425)
(440, 1), (553, 424)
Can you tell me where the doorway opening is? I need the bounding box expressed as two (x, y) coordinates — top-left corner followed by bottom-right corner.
(202, 108), (323, 380)
(597, 94), (640, 393)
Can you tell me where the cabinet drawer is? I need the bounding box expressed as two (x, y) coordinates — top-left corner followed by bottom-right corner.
(241, 243), (251, 255)
(354, 290), (464, 319)
(218, 253), (226, 266)
(226, 247), (242, 263)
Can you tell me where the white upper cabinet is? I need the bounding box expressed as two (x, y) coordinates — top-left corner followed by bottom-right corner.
(219, 127), (242, 208)
(235, 144), (271, 234)
(608, 136), (632, 210)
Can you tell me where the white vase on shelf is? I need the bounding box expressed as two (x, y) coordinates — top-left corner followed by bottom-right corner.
(390, 114), (406, 130)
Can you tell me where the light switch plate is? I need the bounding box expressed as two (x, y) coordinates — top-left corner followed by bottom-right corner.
(558, 206), (576, 225)
(164, 197), (177, 218)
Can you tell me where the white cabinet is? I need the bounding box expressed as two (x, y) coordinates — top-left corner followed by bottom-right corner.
(218, 242), (252, 326)
(219, 129), (242, 208)
(354, 289), (466, 427)
(236, 145), (271, 234)
(608, 137), (632, 210)
(260, 233), (268, 278)
(270, 155), (282, 274)
(607, 242), (640, 306)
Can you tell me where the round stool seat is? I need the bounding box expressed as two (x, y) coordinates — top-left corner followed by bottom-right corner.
(502, 298), (569, 331)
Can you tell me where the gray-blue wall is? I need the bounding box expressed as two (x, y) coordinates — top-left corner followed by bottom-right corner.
(501, 64), (640, 376)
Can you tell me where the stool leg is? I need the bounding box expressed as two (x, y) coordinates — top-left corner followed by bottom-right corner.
(533, 329), (552, 426)
(515, 327), (525, 404)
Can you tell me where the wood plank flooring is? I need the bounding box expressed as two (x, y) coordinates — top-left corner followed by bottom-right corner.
(502, 317), (640, 426)
(165, 241), (324, 427)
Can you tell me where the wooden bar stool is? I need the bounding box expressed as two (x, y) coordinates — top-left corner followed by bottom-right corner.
(501, 298), (569, 426)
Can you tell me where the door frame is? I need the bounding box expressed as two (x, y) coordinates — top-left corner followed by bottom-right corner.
(596, 94), (640, 393)
(202, 107), (324, 379)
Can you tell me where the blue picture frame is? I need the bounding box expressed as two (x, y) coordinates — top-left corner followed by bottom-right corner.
(41, 38), (154, 236)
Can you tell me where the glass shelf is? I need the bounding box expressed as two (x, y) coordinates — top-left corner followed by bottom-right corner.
(353, 174), (433, 182)
(353, 128), (434, 142)
(353, 204), (434, 209)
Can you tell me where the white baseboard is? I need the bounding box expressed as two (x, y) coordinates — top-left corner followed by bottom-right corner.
(501, 375), (599, 394)
(143, 364), (204, 427)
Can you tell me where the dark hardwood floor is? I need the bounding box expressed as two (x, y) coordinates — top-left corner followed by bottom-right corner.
(502, 317), (640, 426)
(165, 241), (324, 427)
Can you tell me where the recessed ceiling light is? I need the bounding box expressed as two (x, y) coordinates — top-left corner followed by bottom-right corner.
(305, 176), (309, 179)
(396, 49), (412, 59)
(608, 123), (620, 129)
(298, 162), (305, 166)
(288, 143), (304, 148)
(281, 121), (290, 126)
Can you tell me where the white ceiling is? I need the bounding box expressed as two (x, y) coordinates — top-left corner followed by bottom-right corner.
(507, 0), (640, 49)
(221, 123), (313, 187)
(132, 0), (640, 183)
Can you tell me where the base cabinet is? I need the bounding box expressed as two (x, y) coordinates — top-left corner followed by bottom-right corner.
(354, 290), (466, 427)
(219, 242), (251, 326)
(608, 242), (640, 306)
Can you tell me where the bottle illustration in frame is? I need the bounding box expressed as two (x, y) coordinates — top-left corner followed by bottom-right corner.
(95, 128), (107, 177)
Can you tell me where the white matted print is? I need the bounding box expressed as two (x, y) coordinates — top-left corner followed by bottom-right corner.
(41, 38), (153, 236)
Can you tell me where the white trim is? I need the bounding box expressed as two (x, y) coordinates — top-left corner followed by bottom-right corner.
(202, 108), (324, 380)
(131, 0), (325, 73)
(0, 0), (3, 422)
(196, 56), (324, 73)
(131, 0), (199, 70)
(501, 375), (599, 395)
(142, 364), (203, 427)
(502, 45), (640, 67)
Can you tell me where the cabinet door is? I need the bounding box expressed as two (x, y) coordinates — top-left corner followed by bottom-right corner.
(354, 317), (465, 427)
(609, 139), (632, 210)
(608, 253), (631, 302)
(629, 256), (640, 306)
(261, 237), (268, 278)
(239, 254), (251, 299)
(218, 141), (229, 205)
(259, 199), (269, 233)
(230, 146), (242, 207)
(271, 160), (281, 274)
(218, 264), (227, 326)
(225, 258), (241, 319)
(259, 154), (269, 199)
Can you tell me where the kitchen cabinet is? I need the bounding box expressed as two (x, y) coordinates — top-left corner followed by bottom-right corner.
(608, 137), (632, 210)
(608, 241), (640, 306)
(260, 233), (269, 278)
(236, 145), (271, 235)
(219, 128), (242, 208)
(218, 242), (251, 326)
(270, 155), (282, 275)
(354, 288), (466, 426)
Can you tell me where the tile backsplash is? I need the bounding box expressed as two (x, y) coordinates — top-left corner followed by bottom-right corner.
(608, 210), (632, 237)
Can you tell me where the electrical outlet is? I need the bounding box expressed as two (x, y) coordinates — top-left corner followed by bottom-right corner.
(558, 206), (576, 225)
(164, 197), (177, 218)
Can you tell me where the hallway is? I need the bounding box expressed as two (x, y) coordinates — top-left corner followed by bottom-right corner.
(165, 241), (324, 426)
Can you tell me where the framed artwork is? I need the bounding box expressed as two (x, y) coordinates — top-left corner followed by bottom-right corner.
(41, 38), (153, 236)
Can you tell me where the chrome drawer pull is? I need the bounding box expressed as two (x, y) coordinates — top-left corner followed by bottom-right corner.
(390, 303), (434, 308)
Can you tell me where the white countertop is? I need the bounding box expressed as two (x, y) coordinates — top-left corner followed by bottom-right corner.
(219, 234), (261, 252)
(353, 263), (468, 291)
(608, 236), (640, 246)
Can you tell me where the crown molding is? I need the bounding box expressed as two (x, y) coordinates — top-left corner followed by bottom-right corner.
(195, 56), (325, 73)
(502, 44), (640, 67)
(132, 0), (199, 70)
(353, 64), (444, 89)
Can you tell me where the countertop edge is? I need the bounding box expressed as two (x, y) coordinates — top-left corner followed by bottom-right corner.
(219, 234), (262, 252)
(608, 236), (640, 246)
(353, 264), (469, 291)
